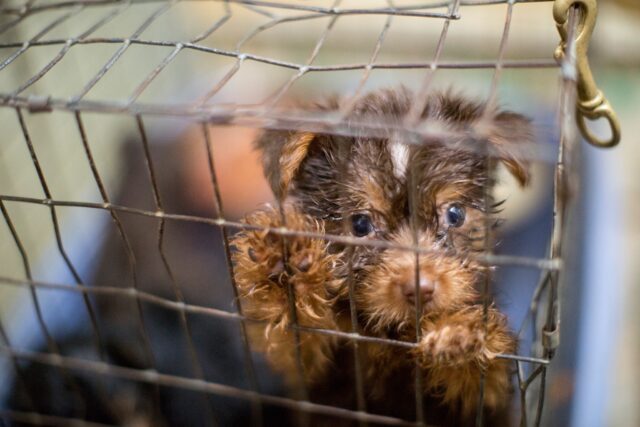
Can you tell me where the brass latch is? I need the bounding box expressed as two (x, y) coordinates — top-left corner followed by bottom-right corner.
(554, 0), (621, 147)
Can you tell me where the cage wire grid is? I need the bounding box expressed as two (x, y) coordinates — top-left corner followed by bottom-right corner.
(0, 0), (579, 426)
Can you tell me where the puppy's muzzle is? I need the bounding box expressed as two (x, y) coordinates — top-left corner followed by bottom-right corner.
(402, 276), (435, 305)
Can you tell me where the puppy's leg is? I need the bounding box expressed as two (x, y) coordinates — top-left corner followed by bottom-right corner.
(415, 306), (515, 417)
(231, 207), (342, 384)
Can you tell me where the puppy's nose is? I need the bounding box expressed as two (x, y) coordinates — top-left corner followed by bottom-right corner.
(402, 277), (435, 304)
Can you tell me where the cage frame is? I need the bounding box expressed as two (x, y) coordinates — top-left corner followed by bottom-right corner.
(0, 1), (581, 426)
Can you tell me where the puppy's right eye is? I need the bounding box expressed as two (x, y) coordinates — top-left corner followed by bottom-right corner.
(351, 214), (373, 237)
(445, 204), (466, 228)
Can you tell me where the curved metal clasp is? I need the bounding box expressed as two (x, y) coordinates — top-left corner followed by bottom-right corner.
(553, 0), (621, 147)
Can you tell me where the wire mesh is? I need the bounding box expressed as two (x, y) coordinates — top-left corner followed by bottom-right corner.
(0, 0), (579, 426)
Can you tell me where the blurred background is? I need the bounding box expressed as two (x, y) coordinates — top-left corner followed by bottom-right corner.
(0, 0), (638, 426)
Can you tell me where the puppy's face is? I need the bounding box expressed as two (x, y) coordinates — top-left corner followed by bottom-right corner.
(258, 89), (532, 333)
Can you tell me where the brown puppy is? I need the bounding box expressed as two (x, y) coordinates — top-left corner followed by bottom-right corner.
(231, 88), (532, 426)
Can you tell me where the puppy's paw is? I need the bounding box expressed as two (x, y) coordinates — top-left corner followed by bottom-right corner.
(418, 325), (485, 367)
(416, 307), (516, 416)
(231, 206), (341, 328)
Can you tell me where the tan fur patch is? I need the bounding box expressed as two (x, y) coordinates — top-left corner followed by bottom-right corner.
(279, 132), (315, 196)
(358, 226), (480, 334)
(361, 175), (391, 214)
(435, 186), (465, 207)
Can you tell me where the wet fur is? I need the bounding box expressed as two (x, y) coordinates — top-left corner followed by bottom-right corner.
(231, 88), (531, 426)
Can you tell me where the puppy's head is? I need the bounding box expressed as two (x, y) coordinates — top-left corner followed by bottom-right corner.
(256, 88), (533, 333)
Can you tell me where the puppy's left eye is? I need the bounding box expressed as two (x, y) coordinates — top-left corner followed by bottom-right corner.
(351, 214), (374, 237)
(444, 204), (466, 228)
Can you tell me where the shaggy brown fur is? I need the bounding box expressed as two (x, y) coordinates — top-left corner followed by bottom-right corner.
(231, 88), (531, 426)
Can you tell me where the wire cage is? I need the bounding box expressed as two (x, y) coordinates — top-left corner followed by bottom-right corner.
(0, 0), (584, 426)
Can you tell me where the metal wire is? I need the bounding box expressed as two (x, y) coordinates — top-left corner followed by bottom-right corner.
(201, 123), (264, 426)
(0, 0), (578, 426)
(0, 194), (563, 270)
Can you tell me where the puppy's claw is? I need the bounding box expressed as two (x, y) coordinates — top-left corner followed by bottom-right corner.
(297, 254), (312, 273)
(268, 260), (285, 282)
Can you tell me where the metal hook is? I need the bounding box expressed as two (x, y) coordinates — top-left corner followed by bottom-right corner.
(553, 0), (621, 147)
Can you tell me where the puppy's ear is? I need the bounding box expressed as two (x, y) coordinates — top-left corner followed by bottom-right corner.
(255, 130), (316, 199)
(487, 111), (534, 187)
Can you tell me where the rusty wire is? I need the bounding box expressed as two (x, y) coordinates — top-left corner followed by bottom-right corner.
(0, 0), (576, 426)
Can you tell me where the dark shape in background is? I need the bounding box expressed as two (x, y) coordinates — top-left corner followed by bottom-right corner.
(8, 135), (288, 426)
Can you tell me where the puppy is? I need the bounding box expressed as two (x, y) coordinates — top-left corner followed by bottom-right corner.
(231, 88), (531, 426)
